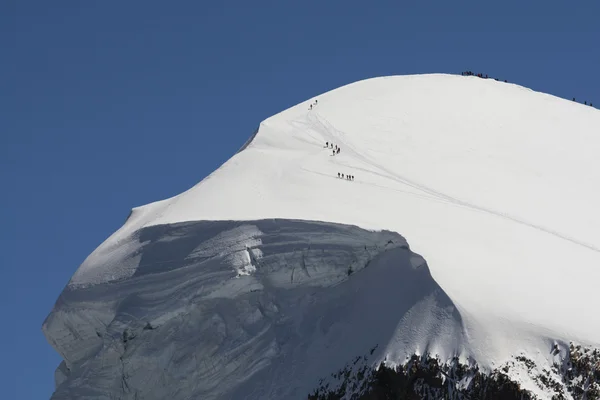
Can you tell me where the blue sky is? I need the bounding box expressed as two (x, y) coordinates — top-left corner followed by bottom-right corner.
(2, 1), (599, 398)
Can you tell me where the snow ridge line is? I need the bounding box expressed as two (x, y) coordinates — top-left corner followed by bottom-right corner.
(303, 112), (600, 255)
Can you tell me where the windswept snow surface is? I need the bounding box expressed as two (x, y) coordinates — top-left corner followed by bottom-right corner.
(45, 220), (454, 399)
(45, 74), (600, 399)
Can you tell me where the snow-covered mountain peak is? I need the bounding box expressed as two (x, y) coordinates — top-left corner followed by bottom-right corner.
(114, 73), (600, 241)
(44, 74), (600, 399)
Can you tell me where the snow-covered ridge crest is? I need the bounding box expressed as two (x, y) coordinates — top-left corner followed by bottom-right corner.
(45, 74), (600, 398)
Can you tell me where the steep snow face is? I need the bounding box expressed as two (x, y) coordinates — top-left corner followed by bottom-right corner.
(45, 74), (600, 398)
(44, 220), (457, 400)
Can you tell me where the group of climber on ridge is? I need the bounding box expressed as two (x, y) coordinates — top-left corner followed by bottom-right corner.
(573, 98), (593, 107)
(311, 101), (356, 182)
(324, 141), (354, 181)
(325, 141), (341, 156)
(463, 71), (595, 107)
(462, 71), (508, 83)
(337, 173), (354, 181)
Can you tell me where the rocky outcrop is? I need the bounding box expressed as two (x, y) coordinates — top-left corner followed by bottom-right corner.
(309, 343), (600, 400)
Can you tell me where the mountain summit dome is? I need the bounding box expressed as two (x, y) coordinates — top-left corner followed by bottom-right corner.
(44, 74), (600, 399)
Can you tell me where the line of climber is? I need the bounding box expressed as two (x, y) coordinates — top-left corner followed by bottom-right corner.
(308, 99), (319, 110)
(572, 98), (594, 107)
(338, 173), (354, 181)
(462, 71), (595, 108)
(325, 141), (341, 155)
(461, 71), (508, 83)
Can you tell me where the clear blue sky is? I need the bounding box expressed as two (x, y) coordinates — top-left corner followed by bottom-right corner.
(2, 1), (599, 398)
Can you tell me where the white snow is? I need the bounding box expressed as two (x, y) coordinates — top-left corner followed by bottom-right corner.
(47, 74), (600, 398)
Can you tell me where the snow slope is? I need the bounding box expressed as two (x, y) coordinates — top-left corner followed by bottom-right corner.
(44, 74), (600, 399)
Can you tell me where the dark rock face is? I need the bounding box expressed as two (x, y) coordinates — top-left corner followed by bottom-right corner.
(308, 343), (600, 400)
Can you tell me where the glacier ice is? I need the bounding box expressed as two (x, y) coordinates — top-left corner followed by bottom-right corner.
(44, 219), (461, 399)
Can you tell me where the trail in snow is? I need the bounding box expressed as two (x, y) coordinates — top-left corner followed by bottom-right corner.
(303, 111), (600, 254)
